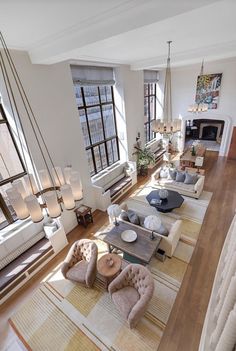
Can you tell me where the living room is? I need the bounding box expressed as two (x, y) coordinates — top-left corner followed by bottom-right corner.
(1, 1), (236, 351)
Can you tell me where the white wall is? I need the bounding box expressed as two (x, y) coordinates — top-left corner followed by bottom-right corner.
(116, 66), (145, 160)
(154, 57), (236, 155)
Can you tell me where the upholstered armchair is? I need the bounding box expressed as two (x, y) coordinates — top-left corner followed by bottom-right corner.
(108, 264), (154, 328)
(61, 239), (98, 288)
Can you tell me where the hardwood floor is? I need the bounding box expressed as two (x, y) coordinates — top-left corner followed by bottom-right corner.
(0, 151), (236, 351)
(159, 152), (236, 351)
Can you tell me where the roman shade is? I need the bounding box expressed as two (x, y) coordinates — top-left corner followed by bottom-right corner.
(144, 70), (159, 83)
(71, 65), (115, 86)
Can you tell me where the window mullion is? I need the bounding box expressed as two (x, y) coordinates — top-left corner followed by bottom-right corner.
(98, 87), (109, 166)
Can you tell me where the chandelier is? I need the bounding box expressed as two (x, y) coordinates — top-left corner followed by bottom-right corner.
(188, 60), (208, 113)
(0, 32), (82, 223)
(152, 41), (181, 136)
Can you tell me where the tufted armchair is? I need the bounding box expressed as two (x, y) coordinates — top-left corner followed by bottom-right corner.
(108, 264), (154, 328)
(61, 239), (98, 288)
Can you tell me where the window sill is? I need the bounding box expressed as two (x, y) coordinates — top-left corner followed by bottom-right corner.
(0, 217), (40, 242)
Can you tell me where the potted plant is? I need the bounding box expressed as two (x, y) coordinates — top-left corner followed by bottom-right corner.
(134, 146), (155, 176)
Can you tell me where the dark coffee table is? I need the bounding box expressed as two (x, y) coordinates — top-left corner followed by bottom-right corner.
(146, 189), (184, 213)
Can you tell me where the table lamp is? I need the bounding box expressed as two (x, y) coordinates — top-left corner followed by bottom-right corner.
(144, 215), (161, 240)
(195, 156), (204, 173)
(107, 204), (121, 226)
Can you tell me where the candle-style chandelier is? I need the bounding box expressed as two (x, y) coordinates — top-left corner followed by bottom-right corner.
(152, 41), (182, 137)
(0, 32), (82, 223)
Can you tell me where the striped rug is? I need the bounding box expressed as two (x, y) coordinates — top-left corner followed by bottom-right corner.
(9, 216), (203, 351)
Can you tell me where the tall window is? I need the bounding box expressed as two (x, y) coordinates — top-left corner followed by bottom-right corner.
(0, 103), (26, 229)
(144, 83), (157, 143)
(75, 85), (119, 176)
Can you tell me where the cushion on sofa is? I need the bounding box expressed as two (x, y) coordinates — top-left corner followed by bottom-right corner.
(184, 172), (198, 184)
(112, 286), (140, 319)
(127, 210), (140, 225)
(176, 171), (186, 182)
(120, 210), (129, 221)
(168, 169), (177, 180)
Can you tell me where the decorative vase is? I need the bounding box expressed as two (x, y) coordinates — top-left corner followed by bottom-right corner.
(159, 189), (169, 200)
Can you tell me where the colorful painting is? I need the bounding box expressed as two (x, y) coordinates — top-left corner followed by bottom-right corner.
(195, 73), (222, 109)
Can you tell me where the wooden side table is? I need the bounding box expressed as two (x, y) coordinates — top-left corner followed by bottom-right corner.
(74, 205), (93, 227)
(185, 167), (205, 175)
(97, 253), (122, 289)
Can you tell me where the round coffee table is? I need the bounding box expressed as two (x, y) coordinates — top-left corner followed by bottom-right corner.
(146, 189), (184, 213)
(97, 253), (122, 289)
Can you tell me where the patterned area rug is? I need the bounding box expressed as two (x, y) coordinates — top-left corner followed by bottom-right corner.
(9, 193), (211, 350)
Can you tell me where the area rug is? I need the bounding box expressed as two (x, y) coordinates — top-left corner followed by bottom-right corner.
(9, 199), (209, 350)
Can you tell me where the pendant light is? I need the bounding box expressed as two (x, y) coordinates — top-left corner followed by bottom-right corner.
(0, 32), (83, 223)
(188, 60), (208, 113)
(152, 41), (182, 136)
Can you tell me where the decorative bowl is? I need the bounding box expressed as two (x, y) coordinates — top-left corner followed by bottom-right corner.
(159, 189), (169, 200)
(106, 257), (114, 267)
(121, 230), (137, 243)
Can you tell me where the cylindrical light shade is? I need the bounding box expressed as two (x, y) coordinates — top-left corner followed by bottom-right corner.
(70, 172), (83, 200)
(6, 188), (30, 220)
(61, 184), (75, 210)
(64, 167), (73, 184)
(107, 204), (121, 218)
(144, 215), (161, 231)
(23, 174), (39, 195)
(12, 179), (28, 199)
(38, 169), (52, 189)
(52, 167), (65, 187)
(25, 194), (44, 223)
(44, 191), (61, 218)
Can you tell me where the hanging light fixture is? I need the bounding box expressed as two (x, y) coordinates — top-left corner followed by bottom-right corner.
(152, 41), (182, 137)
(0, 32), (83, 223)
(188, 60), (208, 113)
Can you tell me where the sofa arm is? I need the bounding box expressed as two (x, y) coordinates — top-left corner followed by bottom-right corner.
(194, 176), (205, 194)
(92, 184), (111, 211)
(159, 220), (182, 257)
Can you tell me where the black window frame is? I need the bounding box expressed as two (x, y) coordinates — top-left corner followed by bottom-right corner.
(0, 103), (26, 229)
(144, 83), (157, 143)
(77, 85), (120, 176)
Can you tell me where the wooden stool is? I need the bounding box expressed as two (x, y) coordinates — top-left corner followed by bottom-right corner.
(97, 253), (122, 290)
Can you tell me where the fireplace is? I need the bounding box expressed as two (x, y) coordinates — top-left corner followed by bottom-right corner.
(202, 125), (218, 141)
(199, 122), (223, 143)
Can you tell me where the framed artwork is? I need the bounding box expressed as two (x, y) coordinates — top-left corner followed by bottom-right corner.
(195, 73), (222, 109)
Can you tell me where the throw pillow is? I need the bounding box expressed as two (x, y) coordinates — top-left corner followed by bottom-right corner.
(175, 171), (186, 182)
(120, 210), (129, 222)
(160, 168), (169, 178)
(168, 169), (177, 180)
(127, 210), (140, 225)
(184, 172), (199, 185)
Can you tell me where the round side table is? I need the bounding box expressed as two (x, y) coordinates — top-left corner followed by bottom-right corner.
(97, 253), (122, 290)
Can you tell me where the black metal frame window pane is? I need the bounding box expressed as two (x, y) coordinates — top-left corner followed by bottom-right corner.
(77, 85), (119, 176)
(144, 83), (157, 143)
(0, 104), (26, 229)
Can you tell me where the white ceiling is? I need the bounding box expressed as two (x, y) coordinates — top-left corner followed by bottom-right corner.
(0, 0), (235, 68)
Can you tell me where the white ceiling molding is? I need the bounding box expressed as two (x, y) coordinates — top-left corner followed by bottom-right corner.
(0, 0), (230, 66)
(131, 39), (236, 70)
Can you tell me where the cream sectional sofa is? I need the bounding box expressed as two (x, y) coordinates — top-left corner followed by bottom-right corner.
(119, 200), (182, 257)
(151, 168), (205, 199)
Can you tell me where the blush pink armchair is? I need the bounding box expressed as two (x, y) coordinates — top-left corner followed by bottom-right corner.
(108, 264), (154, 328)
(61, 239), (98, 288)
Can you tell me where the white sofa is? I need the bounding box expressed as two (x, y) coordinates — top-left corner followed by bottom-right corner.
(151, 168), (205, 199)
(92, 161), (137, 211)
(119, 200), (182, 257)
